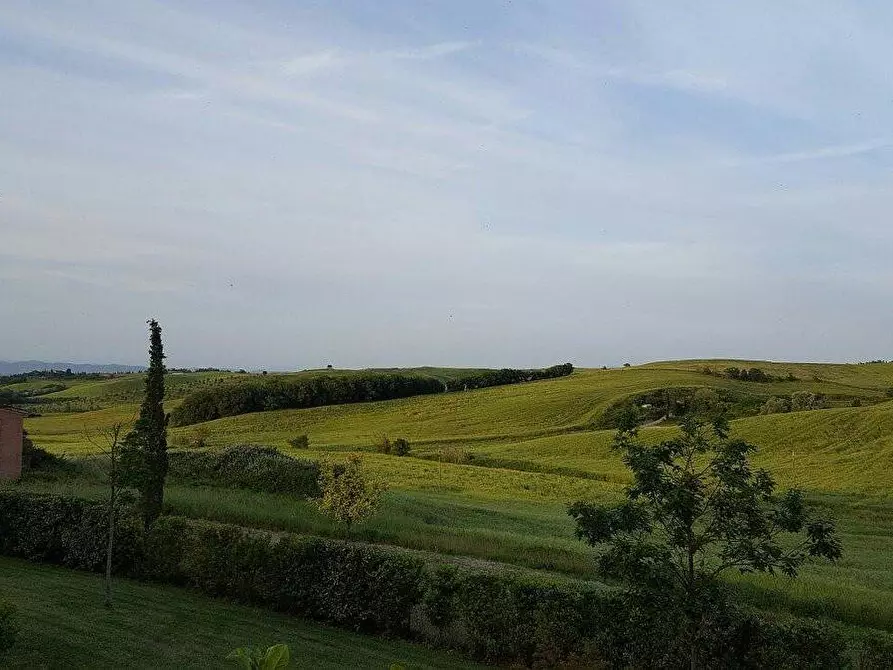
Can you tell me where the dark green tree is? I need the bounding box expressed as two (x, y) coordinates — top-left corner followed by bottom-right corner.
(121, 319), (169, 529)
(569, 414), (842, 669)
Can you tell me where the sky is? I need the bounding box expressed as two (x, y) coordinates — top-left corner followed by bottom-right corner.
(2, 1), (893, 370)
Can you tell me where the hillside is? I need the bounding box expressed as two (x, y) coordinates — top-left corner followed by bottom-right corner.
(15, 360), (893, 634)
(0, 360), (144, 375)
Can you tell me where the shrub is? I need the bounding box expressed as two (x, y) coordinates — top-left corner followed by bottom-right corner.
(760, 396), (792, 415)
(21, 431), (71, 473)
(439, 446), (473, 464)
(0, 601), (16, 657)
(886, 387), (893, 398)
(375, 436), (410, 456)
(856, 631), (893, 669)
(851, 397), (863, 407)
(316, 456), (386, 528)
(374, 436), (393, 454)
(791, 391), (827, 411)
(287, 435), (309, 449)
(0, 491), (889, 668)
(167, 446), (320, 498)
(0, 492), (143, 573)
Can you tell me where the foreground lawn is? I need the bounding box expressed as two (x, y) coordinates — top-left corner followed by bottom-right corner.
(0, 558), (479, 670)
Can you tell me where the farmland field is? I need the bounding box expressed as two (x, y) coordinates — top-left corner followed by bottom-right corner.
(8, 359), (893, 656)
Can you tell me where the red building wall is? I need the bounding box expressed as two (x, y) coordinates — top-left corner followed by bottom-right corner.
(0, 408), (25, 480)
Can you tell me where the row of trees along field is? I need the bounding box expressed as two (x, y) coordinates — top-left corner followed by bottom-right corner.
(170, 363), (574, 426)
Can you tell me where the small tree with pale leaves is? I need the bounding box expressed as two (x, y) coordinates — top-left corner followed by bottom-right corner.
(316, 455), (386, 529)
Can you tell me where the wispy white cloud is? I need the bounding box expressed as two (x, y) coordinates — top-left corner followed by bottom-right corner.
(735, 138), (893, 165)
(2, 1), (893, 366)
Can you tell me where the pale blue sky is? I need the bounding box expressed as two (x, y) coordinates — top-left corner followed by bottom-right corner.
(2, 1), (892, 368)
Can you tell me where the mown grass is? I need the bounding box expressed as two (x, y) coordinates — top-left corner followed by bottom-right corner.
(0, 557), (479, 669)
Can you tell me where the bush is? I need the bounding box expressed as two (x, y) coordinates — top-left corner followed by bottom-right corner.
(0, 492), (143, 573)
(374, 436), (393, 454)
(760, 396), (792, 415)
(167, 446), (320, 498)
(375, 436), (410, 456)
(0, 491), (888, 668)
(0, 601), (16, 657)
(316, 456), (386, 527)
(791, 391), (827, 411)
(21, 431), (71, 473)
(287, 435), (309, 449)
(439, 446), (473, 464)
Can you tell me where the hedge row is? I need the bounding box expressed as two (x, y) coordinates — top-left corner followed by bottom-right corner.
(1, 492), (890, 668)
(442, 363), (574, 392)
(171, 365), (575, 427)
(167, 445), (321, 498)
(170, 373), (445, 426)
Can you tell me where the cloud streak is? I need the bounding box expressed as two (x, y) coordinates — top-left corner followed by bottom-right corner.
(2, 1), (893, 367)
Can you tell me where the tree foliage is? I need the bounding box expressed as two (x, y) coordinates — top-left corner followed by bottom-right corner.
(316, 456), (386, 528)
(121, 319), (169, 529)
(170, 364), (574, 426)
(569, 414), (842, 666)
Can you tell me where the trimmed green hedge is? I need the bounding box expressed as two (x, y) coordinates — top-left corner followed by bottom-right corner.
(0, 491), (889, 668)
(167, 446), (321, 498)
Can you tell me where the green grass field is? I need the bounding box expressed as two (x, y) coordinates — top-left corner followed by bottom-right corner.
(0, 558), (478, 669)
(13, 360), (893, 643)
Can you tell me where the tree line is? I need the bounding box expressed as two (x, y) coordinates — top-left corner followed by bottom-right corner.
(170, 364), (574, 426)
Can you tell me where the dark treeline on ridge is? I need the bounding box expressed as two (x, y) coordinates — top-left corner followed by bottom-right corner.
(171, 364), (574, 426)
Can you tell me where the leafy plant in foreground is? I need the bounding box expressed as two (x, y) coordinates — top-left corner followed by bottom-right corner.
(227, 643), (290, 669)
(569, 413), (842, 668)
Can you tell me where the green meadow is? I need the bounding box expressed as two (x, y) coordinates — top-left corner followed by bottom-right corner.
(12, 361), (893, 641)
(0, 558), (477, 669)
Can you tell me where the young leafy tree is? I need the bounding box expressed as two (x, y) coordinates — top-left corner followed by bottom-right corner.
(316, 455), (386, 529)
(569, 413), (842, 669)
(121, 319), (169, 529)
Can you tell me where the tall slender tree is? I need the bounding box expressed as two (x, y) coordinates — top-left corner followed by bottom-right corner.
(121, 319), (169, 529)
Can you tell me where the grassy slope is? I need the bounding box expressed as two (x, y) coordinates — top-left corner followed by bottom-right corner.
(0, 557), (479, 670)
(17, 361), (893, 631)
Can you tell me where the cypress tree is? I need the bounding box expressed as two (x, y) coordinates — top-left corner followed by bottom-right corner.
(121, 319), (168, 529)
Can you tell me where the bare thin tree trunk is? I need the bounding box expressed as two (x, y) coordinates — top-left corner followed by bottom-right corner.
(104, 425), (121, 609)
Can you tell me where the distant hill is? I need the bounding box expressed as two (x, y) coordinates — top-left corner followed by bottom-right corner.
(0, 360), (144, 375)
